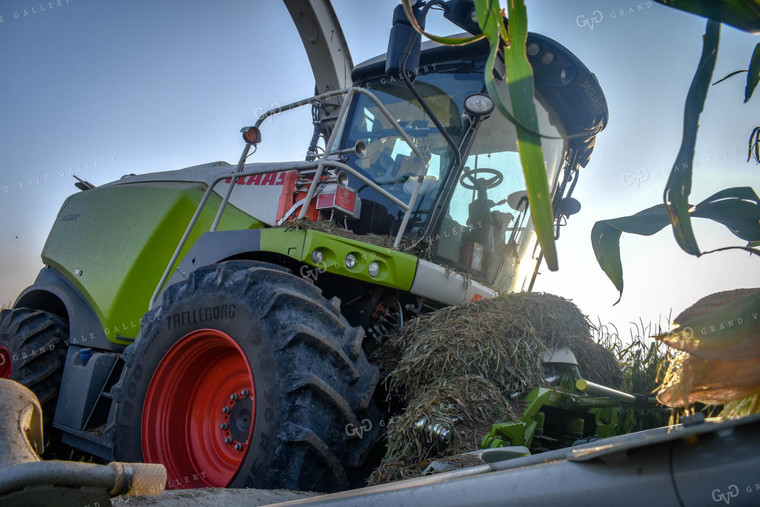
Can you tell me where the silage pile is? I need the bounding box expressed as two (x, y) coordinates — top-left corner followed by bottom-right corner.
(368, 292), (622, 485)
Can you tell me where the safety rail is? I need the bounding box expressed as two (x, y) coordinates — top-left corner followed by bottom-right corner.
(150, 87), (430, 309)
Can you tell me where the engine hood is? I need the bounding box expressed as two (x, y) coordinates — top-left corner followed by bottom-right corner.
(102, 160), (304, 226)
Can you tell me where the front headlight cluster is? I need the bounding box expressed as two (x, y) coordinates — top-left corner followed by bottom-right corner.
(311, 249), (381, 278)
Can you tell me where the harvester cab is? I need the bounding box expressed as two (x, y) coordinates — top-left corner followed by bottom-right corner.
(0, 0), (609, 495)
(227, 1), (606, 295)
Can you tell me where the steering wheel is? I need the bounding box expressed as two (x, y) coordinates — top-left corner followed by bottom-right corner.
(459, 167), (503, 190)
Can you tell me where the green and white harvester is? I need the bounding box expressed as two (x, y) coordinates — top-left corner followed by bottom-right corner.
(7, 0), (689, 496)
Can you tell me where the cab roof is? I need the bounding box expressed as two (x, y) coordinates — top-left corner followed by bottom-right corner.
(352, 33), (608, 167)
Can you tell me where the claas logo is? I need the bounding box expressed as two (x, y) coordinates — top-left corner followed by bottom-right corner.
(224, 172), (287, 186)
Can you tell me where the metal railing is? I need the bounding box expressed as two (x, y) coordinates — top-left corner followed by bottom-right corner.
(150, 87), (430, 308)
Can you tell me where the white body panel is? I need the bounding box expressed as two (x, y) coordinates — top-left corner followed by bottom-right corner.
(410, 259), (499, 306)
(104, 161), (296, 226)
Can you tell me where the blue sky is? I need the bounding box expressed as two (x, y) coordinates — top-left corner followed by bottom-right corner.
(0, 0), (758, 338)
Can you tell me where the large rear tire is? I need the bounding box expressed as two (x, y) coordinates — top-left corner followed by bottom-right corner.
(0, 308), (68, 453)
(110, 261), (381, 492)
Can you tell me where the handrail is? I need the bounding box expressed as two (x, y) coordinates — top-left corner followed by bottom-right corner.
(150, 163), (313, 309)
(288, 87), (428, 248)
(150, 87), (431, 308)
(253, 87), (428, 165)
(150, 163), (415, 309)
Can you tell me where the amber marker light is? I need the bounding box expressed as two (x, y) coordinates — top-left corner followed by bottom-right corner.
(241, 126), (262, 145)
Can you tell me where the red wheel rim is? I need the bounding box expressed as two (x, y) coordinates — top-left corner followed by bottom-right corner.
(0, 346), (11, 379)
(142, 329), (255, 488)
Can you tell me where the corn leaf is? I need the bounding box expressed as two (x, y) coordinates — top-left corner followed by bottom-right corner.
(690, 186), (760, 240)
(711, 44), (760, 102)
(475, 0), (558, 271)
(591, 205), (674, 302)
(713, 69), (748, 86)
(400, 0), (558, 270)
(502, 0), (558, 269)
(654, 0), (760, 34)
(656, 353), (760, 406)
(746, 43), (760, 101)
(655, 288), (760, 408)
(401, 0), (485, 46)
(750, 127), (760, 163)
(655, 288), (760, 362)
(663, 20), (720, 257)
(591, 187), (760, 301)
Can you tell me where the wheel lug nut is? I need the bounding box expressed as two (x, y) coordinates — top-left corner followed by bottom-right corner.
(224, 437), (233, 444)
(230, 393), (239, 401)
(220, 423), (228, 430)
(240, 389), (250, 397)
(222, 406), (230, 414)
(234, 443), (243, 451)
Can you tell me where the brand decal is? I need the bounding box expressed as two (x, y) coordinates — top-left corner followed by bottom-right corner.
(166, 304), (236, 330)
(224, 172), (287, 186)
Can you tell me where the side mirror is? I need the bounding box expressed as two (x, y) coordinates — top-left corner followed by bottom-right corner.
(507, 190), (529, 211)
(385, 2), (425, 77)
(443, 0), (481, 35)
(556, 197), (581, 217)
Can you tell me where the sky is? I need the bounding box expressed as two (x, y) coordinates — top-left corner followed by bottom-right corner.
(0, 0), (758, 340)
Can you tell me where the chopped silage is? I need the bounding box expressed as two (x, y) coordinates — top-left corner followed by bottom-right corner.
(368, 292), (622, 485)
(369, 375), (519, 484)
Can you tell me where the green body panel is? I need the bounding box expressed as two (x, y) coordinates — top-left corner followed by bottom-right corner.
(42, 181), (417, 345)
(260, 228), (307, 259)
(42, 182), (263, 344)
(261, 228), (418, 291)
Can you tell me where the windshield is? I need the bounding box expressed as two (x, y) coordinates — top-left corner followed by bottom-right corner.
(337, 57), (566, 292)
(434, 79), (566, 291)
(339, 61), (485, 236)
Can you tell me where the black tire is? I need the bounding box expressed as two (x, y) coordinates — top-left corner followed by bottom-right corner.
(0, 308), (68, 451)
(110, 261), (381, 492)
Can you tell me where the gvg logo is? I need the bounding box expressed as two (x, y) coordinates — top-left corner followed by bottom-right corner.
(345, 419), (373, 438)
(712, 484), (739, 505)
(345, 418), (385, 439)
(622, 168), (650, 189)
(576, 10), (603, 30)
(577, 3), (658, 31)
(299, 261), (329, 282)
(710, 480), (760, 505)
